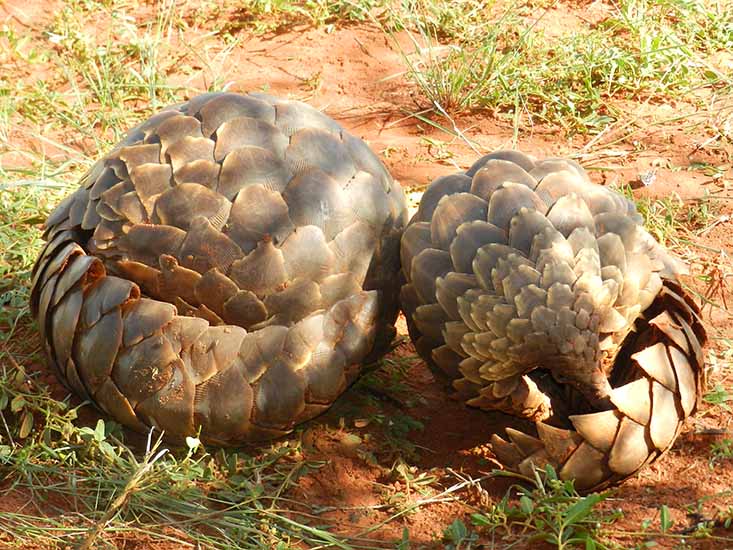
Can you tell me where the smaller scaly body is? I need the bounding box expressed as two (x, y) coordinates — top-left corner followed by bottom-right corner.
(400, 150), (706, 492)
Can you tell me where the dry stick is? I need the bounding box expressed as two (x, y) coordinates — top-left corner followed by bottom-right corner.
(78, 433), (168, 550)
(430, 98), (480, 155)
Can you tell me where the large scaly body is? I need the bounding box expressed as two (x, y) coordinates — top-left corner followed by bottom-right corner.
(31, 92), (408, 444)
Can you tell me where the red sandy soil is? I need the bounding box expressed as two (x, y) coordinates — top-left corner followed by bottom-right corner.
(1, 1), (732, 549)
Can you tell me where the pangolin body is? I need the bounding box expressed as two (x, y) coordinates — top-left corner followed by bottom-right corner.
(31, 92), (408, 444)
(31, 94), (705, 491)
(400, 150), (706, 491)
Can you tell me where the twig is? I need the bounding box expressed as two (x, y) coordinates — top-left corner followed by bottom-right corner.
(78, 432), (168, 550)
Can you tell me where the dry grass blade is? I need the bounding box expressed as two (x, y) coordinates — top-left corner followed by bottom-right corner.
(78, 433), (169, 550)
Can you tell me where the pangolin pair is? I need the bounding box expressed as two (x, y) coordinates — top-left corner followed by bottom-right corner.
(31, 93), (705, 492)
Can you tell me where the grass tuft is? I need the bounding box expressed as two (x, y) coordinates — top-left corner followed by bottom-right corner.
(386, 0), (733, 135)
(471, 466), (619, 550)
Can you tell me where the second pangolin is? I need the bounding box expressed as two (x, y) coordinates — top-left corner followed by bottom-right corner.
(400, 150), (706, 492)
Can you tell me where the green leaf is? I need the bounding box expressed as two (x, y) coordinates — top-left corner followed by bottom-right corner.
(471, 512), (494, 527)
(520, 495), (534, 515)
(13, 369), (26, 387)
(660, 504), (673, 533)
(564, 493), (603, 526)
(19, 410), (33, 439)
(0, 391), (7, 411)
(99, 441), (117, 459)
(94, 419), (106, 442)
(79, 426), (95, 437)
(445, 519), (467, 542)
(10, 395), (26, 413)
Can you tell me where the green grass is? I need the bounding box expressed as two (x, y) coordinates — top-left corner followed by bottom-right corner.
(0, 399), (356, 548)
(469, 467), (619, 550)
(386, 0), (733, 135)
(0, 186), (61, 338)
(207, 0), (385, 35)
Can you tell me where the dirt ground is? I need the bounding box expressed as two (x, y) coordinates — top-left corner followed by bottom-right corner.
(2, 0), (733, 549)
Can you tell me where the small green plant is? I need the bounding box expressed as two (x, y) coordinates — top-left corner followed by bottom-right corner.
(710, 438), (733, 466)
(703, 383), (733, 412)
(631, 191), (688, 248)
(442, 518), (479, 549)
(659, 504), (674, 533)
(471, 466), (619, 550)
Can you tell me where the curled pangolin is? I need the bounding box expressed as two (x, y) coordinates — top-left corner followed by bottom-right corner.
(400, 150), (706, 492)
(31, 92), (408, 444)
